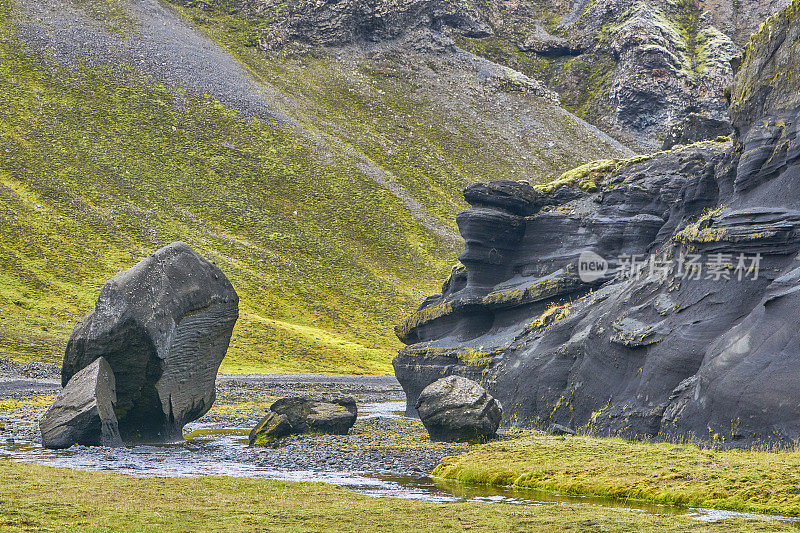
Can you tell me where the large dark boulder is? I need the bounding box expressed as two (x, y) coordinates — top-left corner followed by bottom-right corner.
(40, 357), (123, 449)
(62, 242), (239, 444)
(249, 396), (357, 445)
(415, 376), (501, 443)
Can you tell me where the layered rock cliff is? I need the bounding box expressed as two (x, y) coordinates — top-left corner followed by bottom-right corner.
(395, 0), (800, 446)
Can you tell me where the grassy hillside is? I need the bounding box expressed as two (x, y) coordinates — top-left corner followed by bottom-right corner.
(0, 0), (629, 373)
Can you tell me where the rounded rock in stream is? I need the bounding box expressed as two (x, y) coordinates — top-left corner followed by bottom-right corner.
(415, 376), (501, 443)
(62, 242), (239, 444)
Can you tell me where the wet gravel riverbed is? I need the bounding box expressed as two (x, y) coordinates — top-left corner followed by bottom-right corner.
(0, 369), (468, 478)
(3, 366), (799, 524)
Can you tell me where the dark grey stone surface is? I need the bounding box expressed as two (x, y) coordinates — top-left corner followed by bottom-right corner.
(250, 396), (358, 445)
(395, 2), (800, 447)
(415, 376), (501, 443)
(40, 357), (122, 449)
(63, 242), (239, 444)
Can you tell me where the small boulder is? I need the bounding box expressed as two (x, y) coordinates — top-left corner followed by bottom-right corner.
(250, 396), (357, 445)
(271, 396), (358, 435)
(546, 423), (576, 436)
(62, 242), (239, 443)
(415, 376), (502, 443)
(40, 357), (123, 449)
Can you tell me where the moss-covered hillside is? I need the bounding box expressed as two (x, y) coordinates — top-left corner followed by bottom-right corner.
(0, 0), (629, 373)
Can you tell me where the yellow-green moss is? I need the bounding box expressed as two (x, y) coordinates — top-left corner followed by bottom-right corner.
(674, 207), (728, 244)
(453, 35), (555, 81)
(524, 302), (571, 333)
(553, 53), (617, 121)
(541, 159), (620, 192)
(68, 0), (136, 34)
(394, 301), (454, 340)
(2, 458), (791, 531)
(0, 395), (55, 411)
(433, 432), (800, 518)
(482, 278), (573, 307)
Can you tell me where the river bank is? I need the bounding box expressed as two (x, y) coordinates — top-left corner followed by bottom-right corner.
(1, 367), (799, 530)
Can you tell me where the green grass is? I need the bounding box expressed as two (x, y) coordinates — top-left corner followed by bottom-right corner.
(0, 0), (457, 374)
(0, 0), (629, 374)
(0, 458), (795, 532)
(433, 432), (800, 517)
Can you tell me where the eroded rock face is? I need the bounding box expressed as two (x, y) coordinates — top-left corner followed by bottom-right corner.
(250, 396), (358, 445)
(63, 242), (239, 444)
(662, 113), (734, 150)
(415, 376), (502, 443)
(214, 0), (491, 50)
(395, 0), (800, 447)
(198, 0), (790, 149)
(40, 357), (123, 449)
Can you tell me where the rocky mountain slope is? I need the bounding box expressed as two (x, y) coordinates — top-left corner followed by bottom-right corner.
(395, 0), (800, 445)
(208, 0), (790, 150)
(0, 0), (629, 373)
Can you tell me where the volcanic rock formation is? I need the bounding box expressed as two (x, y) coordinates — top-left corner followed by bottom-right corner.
(395, 0), (800, 446)
(61, 242), (239, 444)
(200, 0), (792, 149)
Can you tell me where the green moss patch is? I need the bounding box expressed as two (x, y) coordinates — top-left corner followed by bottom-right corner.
(434, 432), (800, 517)
(2, 458), (795, 531)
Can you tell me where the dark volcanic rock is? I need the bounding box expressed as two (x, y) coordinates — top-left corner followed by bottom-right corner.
(395, 0), (800, 448)
(462, 180), (542, 216)
(249, 412), (293, 445)
(251, 396), (358, 445)
(415, 376), (501, 443)
(662, 113), (734, 150)
(40, 357), (123, 449)
(272, 396), (358, 434)
(63, 242), (239, 444)
(238, 0), (491, 50)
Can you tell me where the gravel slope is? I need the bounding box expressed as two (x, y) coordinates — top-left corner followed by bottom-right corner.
(15, 0), (293, 123)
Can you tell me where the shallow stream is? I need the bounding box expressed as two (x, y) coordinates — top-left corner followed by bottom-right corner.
(1, 399), (796, 525)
